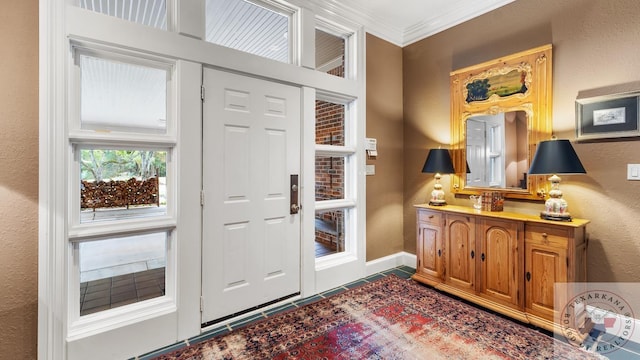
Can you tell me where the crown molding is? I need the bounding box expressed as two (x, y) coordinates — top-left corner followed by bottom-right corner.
(303, 0), (404, 45)
(306, 0), (515, 47)
(402, 0), (515, 46)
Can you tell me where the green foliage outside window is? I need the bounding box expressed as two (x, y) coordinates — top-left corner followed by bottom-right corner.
(81, 149), (166, 181)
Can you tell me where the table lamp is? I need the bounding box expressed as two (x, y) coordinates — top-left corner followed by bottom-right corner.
(528, 138), (586, 221)
(422, 149), (456, 206)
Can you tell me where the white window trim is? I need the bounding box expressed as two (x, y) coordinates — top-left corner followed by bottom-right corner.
(39, 1), (366, 359)
(315, 16), (354, 78)
(66, 45), (182, 344)
(69, 46), (177, 139)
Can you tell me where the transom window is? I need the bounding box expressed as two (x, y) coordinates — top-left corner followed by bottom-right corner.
(79, 0), (168, 30)
(315, 28), (345, 78)
(205, 0), (293, 63)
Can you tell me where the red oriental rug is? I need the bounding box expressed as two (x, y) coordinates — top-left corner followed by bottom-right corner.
(153, 275), (603, 359)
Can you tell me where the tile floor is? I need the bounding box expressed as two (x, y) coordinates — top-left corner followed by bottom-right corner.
(79, 241), (333, 317)
(80, 267), (165, 316)
(314, 239), (337, 257)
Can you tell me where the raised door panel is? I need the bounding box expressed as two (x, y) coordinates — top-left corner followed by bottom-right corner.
(445, 214), (476, 292)
(415, 210), (443, 284)
(478, 218), (523, 308)
(525, 242), (567, 320)
(417, 222), (442, 280)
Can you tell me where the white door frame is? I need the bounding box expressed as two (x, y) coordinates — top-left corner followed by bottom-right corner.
(39, 2), (366, 359)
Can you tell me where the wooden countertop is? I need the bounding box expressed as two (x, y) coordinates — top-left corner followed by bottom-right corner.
(414, 204), (590, 227)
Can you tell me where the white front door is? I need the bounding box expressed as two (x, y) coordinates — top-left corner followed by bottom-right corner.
(201, 68), (301, 324)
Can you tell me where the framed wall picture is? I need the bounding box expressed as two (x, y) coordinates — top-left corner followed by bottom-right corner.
(576, 92), (640, 141)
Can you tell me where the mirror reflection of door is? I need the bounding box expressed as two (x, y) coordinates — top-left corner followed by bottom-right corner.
(466, 114), (505, 188)
(466, 111), (528, 189)
(466, 117), (487, 187)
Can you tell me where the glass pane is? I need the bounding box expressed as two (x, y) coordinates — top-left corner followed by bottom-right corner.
(315, 156), (344, 201)
(315, 210), (344, 258)
(79, 0), (168, 30)
(80, 149), (167, 223)
(79, 232), (167, 316)
(80, 54), (168, 133)
(315, 29), (345, 78)
(315, 100), (345, 145)
(205, 0), (290, 63)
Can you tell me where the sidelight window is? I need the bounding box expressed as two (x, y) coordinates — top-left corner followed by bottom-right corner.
(314, 95), (354, 258)
(78, 54), (169, 134)
(315, 28), (346, 78)
(69, 47), (177, 323)
(77, 232), (167, 316)
(78, 148), (168, 223)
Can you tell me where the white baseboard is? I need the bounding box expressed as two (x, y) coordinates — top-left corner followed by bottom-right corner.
(365, 251), (416, 276)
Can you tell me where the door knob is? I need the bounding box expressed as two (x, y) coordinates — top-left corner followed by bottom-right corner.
(290, 174), (299, 214)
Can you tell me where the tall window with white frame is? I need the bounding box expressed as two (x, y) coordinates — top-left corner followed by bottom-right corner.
(69, 48), (176, 319)
(314, 96), (354, 258)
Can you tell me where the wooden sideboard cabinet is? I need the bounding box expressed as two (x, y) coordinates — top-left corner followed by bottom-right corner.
(414, 204), (589, 332)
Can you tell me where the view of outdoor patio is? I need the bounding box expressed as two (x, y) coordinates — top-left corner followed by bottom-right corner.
(79, 149), (168, 315)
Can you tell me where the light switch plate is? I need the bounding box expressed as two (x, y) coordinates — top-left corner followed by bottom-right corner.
(627, 164), (640, 180)
(366, 165), (375, 176)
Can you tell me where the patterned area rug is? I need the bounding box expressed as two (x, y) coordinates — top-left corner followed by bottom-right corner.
(154, 275), (603, 359)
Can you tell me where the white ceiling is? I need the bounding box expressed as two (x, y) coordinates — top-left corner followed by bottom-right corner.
(311, 0), (515, 46)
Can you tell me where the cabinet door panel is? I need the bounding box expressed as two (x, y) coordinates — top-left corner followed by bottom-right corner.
(445, 214), (475, 291)
(525, 243), (566, 319)
(416, 210), (443, 282)
(418, 223), (441, 277)
(479, 219), (522, 308)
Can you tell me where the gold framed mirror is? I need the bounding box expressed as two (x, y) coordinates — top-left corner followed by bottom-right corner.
(450, 44), (553, 201)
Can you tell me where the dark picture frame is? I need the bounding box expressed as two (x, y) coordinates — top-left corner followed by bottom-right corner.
(576, 92), (640, 141)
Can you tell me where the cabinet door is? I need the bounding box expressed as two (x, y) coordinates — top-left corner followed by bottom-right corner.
(478, 218), (523, 308)
(416, 210), (443, 283)
(525, 225), (569, 321)
(445, 214), (475, 292)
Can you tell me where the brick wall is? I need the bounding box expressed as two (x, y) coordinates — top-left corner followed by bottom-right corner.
(315, 68), (345, 251)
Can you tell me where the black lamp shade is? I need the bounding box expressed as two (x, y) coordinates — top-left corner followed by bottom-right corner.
(422, 149), (455, 174)
(528, 139), (586, 175)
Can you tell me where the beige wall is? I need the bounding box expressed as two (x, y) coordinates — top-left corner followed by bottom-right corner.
(365, 34), (405, 261)
(0, 0), (39, 358)
(403, 0), (640, 282)
(10, 0), (640, 355)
